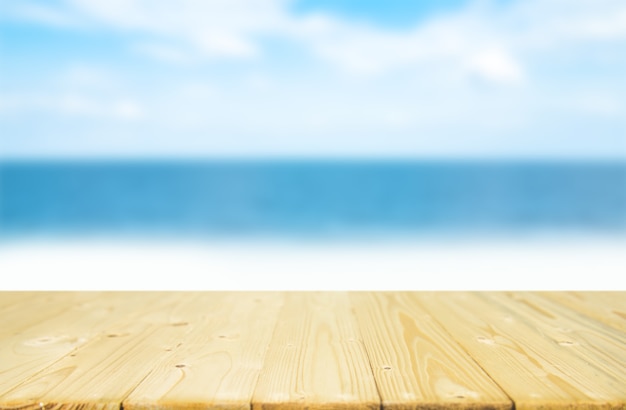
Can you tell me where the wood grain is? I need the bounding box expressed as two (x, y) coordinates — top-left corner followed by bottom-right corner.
(482, 292), (626, 381)
(124, 292), (284, 410)
(351, 292), (512, 410)
(0, 292), (94, 339)
(0, 292), (167, 396)
(252, 292), (379, 410)
(416, 292), (626, 410)
(0, 292), (198, 409)
(1, 291), (625, 410)
(542, 292), (626, 333)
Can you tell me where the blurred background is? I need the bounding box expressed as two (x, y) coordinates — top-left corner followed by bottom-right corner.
(1, 0), (625, 288)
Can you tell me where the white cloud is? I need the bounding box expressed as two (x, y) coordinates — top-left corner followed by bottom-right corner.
(0, 92), (145, 121)
(0, 64), (146, 120)
(133, 43), (192, 64)
(60, 64), (119, 90)
(6, 0), (626, 79)
(2, 0), (626, 158)
(581, 8), (626, 39)
(467, 48), (524, 85)
(194, 31), (257, 58)
(570, 93), (624, 117)
(280, 12), (488, 77)
(3, 2), (75, 27)
(65, 0), (290, 59)
(112, 100), (144, 120)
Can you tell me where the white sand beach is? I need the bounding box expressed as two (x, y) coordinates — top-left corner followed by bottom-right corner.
(1, 237), (625, 290)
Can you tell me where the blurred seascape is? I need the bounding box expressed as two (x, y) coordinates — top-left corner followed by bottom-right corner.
(2, 160), (625, 241)
(2, 1), (626, 289)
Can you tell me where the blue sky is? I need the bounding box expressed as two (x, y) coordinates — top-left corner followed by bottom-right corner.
(1, 0), (625, 158)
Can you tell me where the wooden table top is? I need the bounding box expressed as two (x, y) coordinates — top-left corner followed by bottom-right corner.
(0, 291), (624, 410)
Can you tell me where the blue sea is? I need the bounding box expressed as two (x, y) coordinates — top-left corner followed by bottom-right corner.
(1, 160), (625, 240)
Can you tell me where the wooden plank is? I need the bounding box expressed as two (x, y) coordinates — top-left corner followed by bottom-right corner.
(2, 291), (624, 410)
(482, 292), (626, 381)
(124, 292), (284, 410)
(0, 292), (40, 311)
(542, 292), (626, 333)
(351, 292), (512, 410)
(0, 292), (143, 395)
(252, 292), (380, 410)
(0, 292), (181, 399)
(0, 292), (104, 339)
(416, 292), (626, 410)
(0, 292), (209, 410)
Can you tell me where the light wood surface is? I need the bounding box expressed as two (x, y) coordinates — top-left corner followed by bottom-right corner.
(125, 292), (284, 410)
(0, 292), (186, 406)
(351, 292), (512, 410)
(0, 291), (624, 410)
(0, 292), (39, 311)
(0, 292), (161, 396)
(416, 292), (626, 410)
(543, 292), (626, 333)
(484, 293), (626, 378)
(0, 292), (93, 338)
(252, 292), (379, 410)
